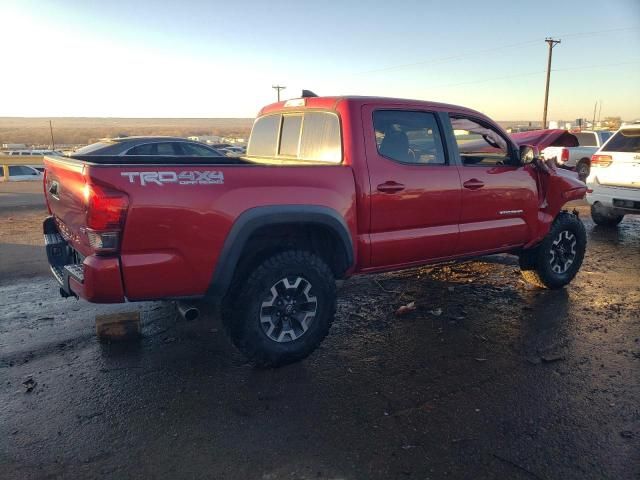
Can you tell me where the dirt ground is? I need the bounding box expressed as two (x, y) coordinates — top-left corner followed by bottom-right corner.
(1, 186), (639, 479)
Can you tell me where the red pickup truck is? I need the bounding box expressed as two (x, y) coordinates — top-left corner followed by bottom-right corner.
(43, 95), (587, 366)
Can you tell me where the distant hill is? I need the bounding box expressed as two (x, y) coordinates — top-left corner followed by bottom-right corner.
(0, 117), (254, 146)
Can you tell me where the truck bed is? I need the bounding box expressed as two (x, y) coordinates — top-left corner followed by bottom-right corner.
(43, 154), (358, 302)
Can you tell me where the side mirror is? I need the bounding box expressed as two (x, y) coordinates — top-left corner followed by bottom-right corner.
(519, 145), (538, 165)
(520, 144), (553, 174)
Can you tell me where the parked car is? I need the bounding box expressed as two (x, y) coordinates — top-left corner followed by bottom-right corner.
(541, 130), (612, 179)
(43, 95), (586, 366)
(221, 146), (246, 157)
(0, 165), (43, 181)
(72, 137), (226, 157)
(586, 125), (640, 226)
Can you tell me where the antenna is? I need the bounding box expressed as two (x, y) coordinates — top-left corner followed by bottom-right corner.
(49, 120), (56, 150)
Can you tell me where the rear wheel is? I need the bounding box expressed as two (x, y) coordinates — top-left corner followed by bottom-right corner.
(519, 212), (586, 289)
(591, 203), (624, 227)
(576, 159), (590, 180)
(223, 250), (336, 367)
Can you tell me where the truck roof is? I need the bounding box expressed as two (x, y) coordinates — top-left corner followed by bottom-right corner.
(258, 95), (488, 119)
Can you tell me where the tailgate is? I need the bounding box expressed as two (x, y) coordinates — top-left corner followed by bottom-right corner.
(596, 152), (640, 189)
(43, 156), (90, 255)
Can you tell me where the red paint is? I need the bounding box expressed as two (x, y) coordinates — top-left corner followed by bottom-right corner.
(43, 96), (585, 304)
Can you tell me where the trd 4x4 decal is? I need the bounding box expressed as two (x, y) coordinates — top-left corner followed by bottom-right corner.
(121, 171), (224, 186)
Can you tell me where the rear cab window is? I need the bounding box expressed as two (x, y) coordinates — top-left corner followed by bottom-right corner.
(575, 132), (597, 147)
(603, 129), (640, 153)
(247, 111), (342, 163)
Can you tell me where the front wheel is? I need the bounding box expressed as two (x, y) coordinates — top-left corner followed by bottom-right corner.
(519, 212), (586, 289)
(223, 250), (336, 367)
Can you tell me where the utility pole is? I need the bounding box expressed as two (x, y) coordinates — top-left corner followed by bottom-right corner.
(272, 85), (286, 102)
(49, 120), (56, 150)
(597, 99), (602, 124)
(592, 101), (598, 128)
(542, 37), (561, 129)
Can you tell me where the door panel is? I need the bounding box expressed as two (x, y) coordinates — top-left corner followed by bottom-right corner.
(457, 165), (539, 253)
(448, 114), (539, 254)
(363, 106), (462, 267)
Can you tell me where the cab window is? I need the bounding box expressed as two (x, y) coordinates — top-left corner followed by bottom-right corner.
(248, 112), (341, 163)
(373, 110), (446, 164)
(450, 116), (514, 166)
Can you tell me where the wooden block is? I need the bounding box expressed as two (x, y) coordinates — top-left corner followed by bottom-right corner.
(95, 311), (141, 341)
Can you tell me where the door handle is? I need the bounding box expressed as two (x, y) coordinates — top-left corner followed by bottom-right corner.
(463, 179), (485, 190)
(377, 181), (405, 193)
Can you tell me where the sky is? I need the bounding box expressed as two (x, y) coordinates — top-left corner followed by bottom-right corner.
(1, 0), (639, 121)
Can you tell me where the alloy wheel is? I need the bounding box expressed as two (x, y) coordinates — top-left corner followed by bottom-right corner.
(549, 230), (577, 274)
(259, 276), (318, 342)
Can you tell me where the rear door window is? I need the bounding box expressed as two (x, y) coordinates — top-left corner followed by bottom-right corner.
(179, 143), (219, 156)
(155, 143), (179, 155)
(373, 110), (446, 164)
(126, 143), (155, 155)
(604, 129), (640, 153)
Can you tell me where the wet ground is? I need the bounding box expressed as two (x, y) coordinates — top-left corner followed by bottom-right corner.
(1, 192), (639, 479)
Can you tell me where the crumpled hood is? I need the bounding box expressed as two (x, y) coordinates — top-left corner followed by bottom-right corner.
(510, 129), (579, 150)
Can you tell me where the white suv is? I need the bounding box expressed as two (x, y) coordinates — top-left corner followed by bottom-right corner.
(586, 125), (640, 226)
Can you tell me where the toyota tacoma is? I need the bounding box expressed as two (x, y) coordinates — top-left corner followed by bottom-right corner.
(43, 95), (588, 366)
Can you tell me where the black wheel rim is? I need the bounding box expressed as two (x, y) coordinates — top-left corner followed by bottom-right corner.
(549, 230), (577, 274)
(578, 164), (589, 178)
(259, 276), (318, 343)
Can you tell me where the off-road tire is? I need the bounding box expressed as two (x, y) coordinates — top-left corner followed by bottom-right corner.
(576, 159), (590, 180)
(223, 250), (336, 367)
(519, 212), (586, 289)
(590, 203), (624, 227)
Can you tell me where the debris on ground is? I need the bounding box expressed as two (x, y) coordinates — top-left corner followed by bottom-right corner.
(395, 302), (416, 316)
(429, 308), (443, 316)
(541, 353), (565, 363)
(22, 377), (37, 393)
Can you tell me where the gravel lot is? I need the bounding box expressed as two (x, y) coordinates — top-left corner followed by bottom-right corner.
(1, 183), (638, 479)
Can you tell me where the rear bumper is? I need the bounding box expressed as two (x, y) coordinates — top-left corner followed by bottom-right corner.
(586, 180), (640, 213)
(44, 217), (126, 303)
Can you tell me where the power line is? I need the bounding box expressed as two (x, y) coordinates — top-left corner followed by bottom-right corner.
(419, 60), (639, 91)
(354, 26), (639, 76)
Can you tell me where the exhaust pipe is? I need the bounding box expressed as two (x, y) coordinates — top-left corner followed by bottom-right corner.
(176, 301), (200, 321)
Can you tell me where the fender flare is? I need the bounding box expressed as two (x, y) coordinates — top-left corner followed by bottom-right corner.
(206, 205), (354, 301)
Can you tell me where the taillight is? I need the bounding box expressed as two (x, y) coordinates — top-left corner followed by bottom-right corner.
(83, 183), (129, 253)
(43, 169), (52, 214)
(561, 148), (569, 163)
(591, 154), (612, 168)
